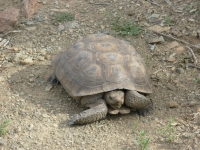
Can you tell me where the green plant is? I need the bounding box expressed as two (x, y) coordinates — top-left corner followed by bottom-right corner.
(134, 130), (150, 150)
(187, 5), (191, 11)
(196, 78), (200, 83)
(158, 117), (177, 142)
(0, 120), (10, 136)
(165, 16), (171, 26)
(145, 55), (149, 67)
(133, 118), (150, 150)
(191, 69), (195, 77)
(53, 12), (74, 22)
(111, 16), (143, 36)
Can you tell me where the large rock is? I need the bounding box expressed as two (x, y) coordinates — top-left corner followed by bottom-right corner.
(22, 0), (41, 18)
(0, 8), (20, 33)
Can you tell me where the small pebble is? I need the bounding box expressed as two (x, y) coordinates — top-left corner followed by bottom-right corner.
(168, 100), (179, 108)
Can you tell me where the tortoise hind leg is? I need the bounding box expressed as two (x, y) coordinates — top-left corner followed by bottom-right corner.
(68, 97), (108, 125)
(125, 90), (153, 116)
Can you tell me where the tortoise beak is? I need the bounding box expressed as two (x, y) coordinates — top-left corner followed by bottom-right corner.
(110, 103), (123, 109)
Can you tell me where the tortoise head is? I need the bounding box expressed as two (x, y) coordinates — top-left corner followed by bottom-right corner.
(104, 90), (124, 109)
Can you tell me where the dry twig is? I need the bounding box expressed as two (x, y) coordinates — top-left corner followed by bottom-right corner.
(187, 46), (198, 65)
(153, 31), (200, 49)
(186, 63), (200, 70)
(149, 0), (159, 6)
(0, 30), (22, 38)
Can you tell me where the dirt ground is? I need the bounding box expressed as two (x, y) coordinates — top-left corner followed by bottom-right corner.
(0, 0), (200, 149)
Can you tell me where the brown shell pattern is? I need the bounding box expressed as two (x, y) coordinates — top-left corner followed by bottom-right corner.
(55, 34), (152, 96)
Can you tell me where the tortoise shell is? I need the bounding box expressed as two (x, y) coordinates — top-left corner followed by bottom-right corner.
(53, 34), (152, 97)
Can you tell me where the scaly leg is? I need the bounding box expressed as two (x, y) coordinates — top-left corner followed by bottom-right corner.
(125, 90), (153, 116)
(68, 94), (108, 125)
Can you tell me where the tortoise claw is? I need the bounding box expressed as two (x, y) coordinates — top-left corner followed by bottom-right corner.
(48, 76), (60, 84)
(137, 101), (153, 117)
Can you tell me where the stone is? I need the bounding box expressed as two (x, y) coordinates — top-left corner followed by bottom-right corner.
(168, 41), (180, 49)
(42, 114), (49, 118)
(37, 56), (45, 61)
(0, 8), (20, 33)
(148, 25), (170, 33)
(35, 14), (43, 22)
(28, 124), (34, 130)
(22, 0), (41, 18)
(25, 26), (37, 31)
(45, 84), (53, 91)
(58, 24), (65, 31)
(176, 68), (184, 74)
(167, 56), (175, 62)
(148, 36), (164, 44)
(151, 14), (160, 18)
(188, 101), (200, 107)
(13, 47), (19, 51)
(20, 57), (34, 65)
(0, 140), (5, 146)
(176, 46), (184, 53)
(0, 76), (5, 82)
(168, 100), (179, 108)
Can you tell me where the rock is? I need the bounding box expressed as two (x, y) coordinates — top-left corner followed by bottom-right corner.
(13, 47), (19, 51)
(35, 14), (43, 22)
(182, 29), (189, 35)
(0, 76), (5, 82)
(58, 24), (65, 31)
(42, 114), (49, 118)
(25, 21), (35, 26)
(188, 18), (195, 22)
(176, 46), (184, 53)
(188, 101), (200, 107)
(75, 13), (81, 20)
(119, 6), (123, 10)
(171, 30), (182, 37)
(45, 54), (51, 60)
(167, 53), (176, 62)
(14, 126), (22, 133)
(28, 124), (34, 130)
(0, 8), (20, 33)
(176, 68), (184, 74)
(168, 41), (180, 49)
(0, 140), (5, 146)
(37, 56), (45, 61)
(151, 14), (160, 18)
(168, 100), (179, 108)
(148, 36), (164, 44)
(148, 25), (170, 33)
(167, 56), (175, 62)
(20, 57), (34, 65)
(149, 44), (156, 50)
(22, 0), (41, 18)
(195, 43), (200, 48)
(182, 132), (192, 138)
(25, 26), (37, 31)
(45, 84), (52, 91)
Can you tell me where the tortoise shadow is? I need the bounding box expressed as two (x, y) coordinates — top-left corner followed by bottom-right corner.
(9, 65), (139, 128)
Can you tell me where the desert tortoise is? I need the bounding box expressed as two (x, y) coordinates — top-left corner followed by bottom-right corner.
(49, 33), (152, 125)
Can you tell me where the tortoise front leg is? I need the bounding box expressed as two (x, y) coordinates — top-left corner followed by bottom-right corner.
(68, 94), (108, 125)
(124, 90), (153, 116)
